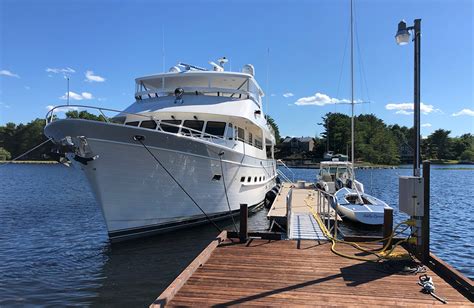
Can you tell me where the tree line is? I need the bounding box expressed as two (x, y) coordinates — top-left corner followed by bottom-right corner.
(311, 112), (473, 164)
(0, 111), (472, 164)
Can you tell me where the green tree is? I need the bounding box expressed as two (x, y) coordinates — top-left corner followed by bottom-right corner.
(0, 147), (11, 160)
(66, 110), (106, 121)
(452, 133), (473, 159)
(266, 115), (281, 144)
(426, 129), (453, 159)
(460, 150), (474, 162)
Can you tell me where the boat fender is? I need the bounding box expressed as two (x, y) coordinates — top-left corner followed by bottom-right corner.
(73, 154), (99, 165)
(346, 178), (353, 189)
(265, 189), (278, 208)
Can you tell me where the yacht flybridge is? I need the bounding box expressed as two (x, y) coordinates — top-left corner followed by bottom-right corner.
(44, 60), (277, 242)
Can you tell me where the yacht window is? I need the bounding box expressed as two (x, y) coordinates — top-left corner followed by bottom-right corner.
(255, 138), (262, 149)
(226, 123), (234, 140)
(182, 120), (204, 136)
(254, 176), (257, 182)
(140, 120), (158, 129)
(237, 127), (245, 142)
(205, 121), (226, 137)
(240, 176), (245, 182)
(160, 120), (181, 133)
(247, 176), (251, 182)
(248, 132), (253, 145)
(125, 121), (140, 126)
(263, 176), (266, 181)
(259, 176), (262, 182)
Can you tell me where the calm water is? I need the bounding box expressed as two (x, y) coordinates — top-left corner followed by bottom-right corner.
(0, 164), (473, 306)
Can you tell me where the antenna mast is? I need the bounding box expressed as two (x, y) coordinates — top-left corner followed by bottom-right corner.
(162, 27), (165, 72)
(67, 76), (70, 106)
(350, 0), (355, 165)
(266, 47), (270, 115)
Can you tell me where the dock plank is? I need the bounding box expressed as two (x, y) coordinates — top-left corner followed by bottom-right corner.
(160, 239), (470, 306)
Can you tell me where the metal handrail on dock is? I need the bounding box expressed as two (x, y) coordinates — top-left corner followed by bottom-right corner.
(286, 188), (293, 237)
(314, 188), (339, 238)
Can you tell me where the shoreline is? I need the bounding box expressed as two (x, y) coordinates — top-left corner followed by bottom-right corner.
(0, 160), (58, 164)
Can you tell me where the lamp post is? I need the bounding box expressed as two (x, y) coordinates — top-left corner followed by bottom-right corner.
(395, 19), (421, 177)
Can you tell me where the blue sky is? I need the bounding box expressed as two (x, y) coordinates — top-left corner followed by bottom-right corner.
(0, 0), (472, 138)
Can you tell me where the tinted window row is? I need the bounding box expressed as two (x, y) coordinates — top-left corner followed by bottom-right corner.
(240, 175), (266, 183)
(125, 119), (227, 138)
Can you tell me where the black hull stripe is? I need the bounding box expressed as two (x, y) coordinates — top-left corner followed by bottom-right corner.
(108, 201), (264, 243)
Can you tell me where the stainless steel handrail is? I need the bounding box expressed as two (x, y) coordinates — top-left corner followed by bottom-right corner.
(286, 188), (293, 238)
(45, 104), (228, 141)
(277, 159), (295, 182)
(314, 188), (339, 238)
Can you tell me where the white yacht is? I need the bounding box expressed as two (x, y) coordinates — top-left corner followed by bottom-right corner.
(44, 60), (277, 242)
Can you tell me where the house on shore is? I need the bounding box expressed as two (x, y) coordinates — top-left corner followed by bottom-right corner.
(279, 137), (315, 154)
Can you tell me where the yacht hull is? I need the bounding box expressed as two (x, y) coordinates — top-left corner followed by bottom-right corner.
(45, 119), (276, 242)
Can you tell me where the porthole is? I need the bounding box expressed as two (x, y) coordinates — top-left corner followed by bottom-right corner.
(247, 176), (251, 182)
(240, 176), (245, 182)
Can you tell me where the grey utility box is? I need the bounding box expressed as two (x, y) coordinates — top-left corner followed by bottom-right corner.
(399, 176), (424, 216)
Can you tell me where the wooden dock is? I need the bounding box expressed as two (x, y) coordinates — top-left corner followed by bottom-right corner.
(152, 169), (473, 306)
(151, 231), (472, 306)
(267, 182), (340, 235)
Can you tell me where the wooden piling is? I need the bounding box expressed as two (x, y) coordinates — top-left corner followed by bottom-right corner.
(421, 160), (430, 263)
(383, 207), (393, 248)
(239, 204), (248, 243)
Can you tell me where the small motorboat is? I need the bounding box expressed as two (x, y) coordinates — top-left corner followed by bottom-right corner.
(334, 187), (390, 225)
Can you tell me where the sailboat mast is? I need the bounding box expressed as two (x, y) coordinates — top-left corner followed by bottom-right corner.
(350, 0), (355, 165)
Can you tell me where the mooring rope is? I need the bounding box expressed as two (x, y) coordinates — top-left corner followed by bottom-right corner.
(0, 138), (52, 168)
(133, 135), (222, 234)
(218, 152), (238, 233)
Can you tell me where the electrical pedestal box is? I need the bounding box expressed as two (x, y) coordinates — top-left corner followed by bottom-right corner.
(399, 176), (424, 216)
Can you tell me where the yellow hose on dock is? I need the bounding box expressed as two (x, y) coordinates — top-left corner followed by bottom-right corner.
(303, 197), (413, 262)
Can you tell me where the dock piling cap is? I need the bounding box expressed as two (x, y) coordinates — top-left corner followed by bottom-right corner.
(296, 180), (305, 189)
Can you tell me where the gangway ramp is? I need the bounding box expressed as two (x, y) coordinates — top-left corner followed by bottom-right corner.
(289, 213), (325, 240)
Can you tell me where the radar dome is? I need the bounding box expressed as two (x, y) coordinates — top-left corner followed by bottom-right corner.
(242, 64), (255, 76)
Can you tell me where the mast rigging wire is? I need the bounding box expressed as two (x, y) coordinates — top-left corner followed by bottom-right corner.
(134, 135), (223, 234)
(218, 152), (238, 233)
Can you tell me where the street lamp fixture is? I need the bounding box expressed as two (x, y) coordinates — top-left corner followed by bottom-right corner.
(395, 18), (422, 176)
(395, 20), (410, 45)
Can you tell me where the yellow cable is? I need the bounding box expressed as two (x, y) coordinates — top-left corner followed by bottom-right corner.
(303, 197), (412, 262)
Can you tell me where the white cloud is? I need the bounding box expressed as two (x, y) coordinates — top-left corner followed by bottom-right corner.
(294, 92), (352, 106)
(59, 91), (93, 101)
(85, 70), (106, 82)
(46, 67), (75, 74)
(385, 102), (439, 115)
(452, 108), (474, 117)
(0, 70), (20, 78)
(421, 123), (432, 127)
(24, 86), (31, 90)
(283, 92), (294, 98)
(0, 101), (11, 108)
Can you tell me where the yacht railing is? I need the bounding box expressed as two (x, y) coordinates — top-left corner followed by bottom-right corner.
(277, 169), (293, 184)
(135, 87), (261, 108)
(45, 104), (228, 142)
(276, 159), (295, 183)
